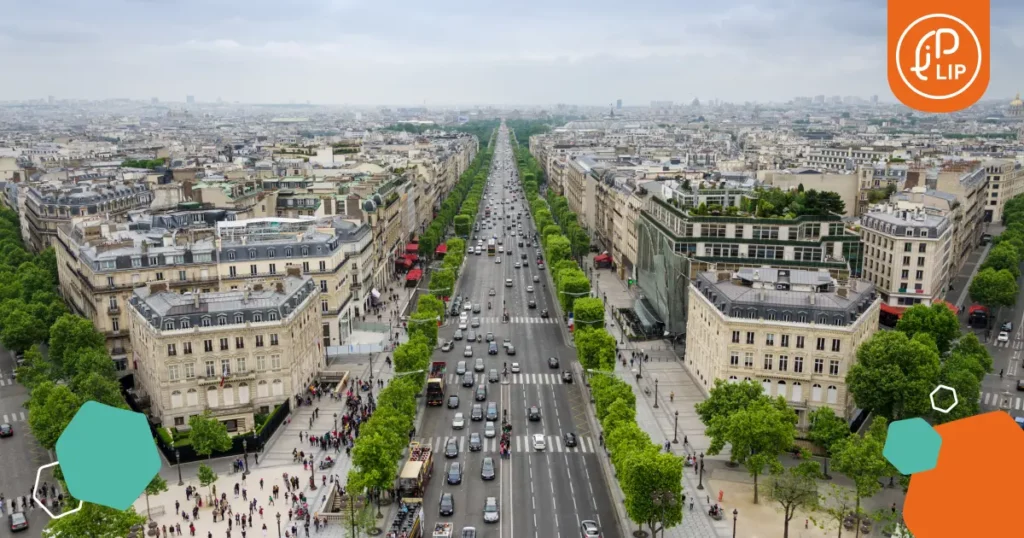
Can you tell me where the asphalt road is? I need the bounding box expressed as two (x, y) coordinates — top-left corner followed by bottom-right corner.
(417, 126), (619, 538)
(0, 346), (53, 538)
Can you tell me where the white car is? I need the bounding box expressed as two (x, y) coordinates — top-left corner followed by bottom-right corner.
(532, 433), (546, 451)
(484, 421), (496, 438)
(458, 320), (468, 330)
(511, 362), (521, 373)
(452, 412), (465, 430)
(495, 257), (501, 264)
(464, 346), (473, 357)
(998, 331), (1010, 343)
(526, 285), (534, 293)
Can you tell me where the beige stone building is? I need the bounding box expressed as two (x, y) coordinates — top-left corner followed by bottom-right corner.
(127, 274), (321, 432)
(685, 267), (880, 424)
(761, 169), (860, 217)
(983, 159), (1024, 223)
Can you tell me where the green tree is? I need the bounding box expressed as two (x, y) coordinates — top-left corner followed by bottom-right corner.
(453, 214), (472, 237)
(558, 275), (591, 314)
(807, 407), (849, 479)
(416, 295), (445, 319)
(44, 503), (146, 537)
(813, 484), (858, 538)
(620, 450), (684, 537)
(428, 268), (455, 299)
(407, 312), (439, 347)
(573, 297), (605, 331)
(27, 381), (83, 449)
(831, 421), (889, 538)
(197, 463), (218, 497)
(767, 460), (821, 538)
(393, 339), (429, 373)
(981, 242), (1021, 278)
(143, 474), (168, 520)
(188, 412), (232, 459)
(710, 398), (796, 503)
(546, 235), (572, 265)
(1, 308), (48, 353)
(575, 327), (617, 371)
(695, 379), (767, 455)
(14, 345), (52, 390)
(969, 267), (1018, 311)
(348, 432), (401, 507)
(845, 331), (941, 423)
(894, 303), (961, 355)
(48, 314), (106, 378)
(946, 333), (992, 382)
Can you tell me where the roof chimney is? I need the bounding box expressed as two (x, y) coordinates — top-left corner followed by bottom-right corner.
(194, 292), (200, 308)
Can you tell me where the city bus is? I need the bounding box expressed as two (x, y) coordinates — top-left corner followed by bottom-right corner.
(487, 238), (496, 256)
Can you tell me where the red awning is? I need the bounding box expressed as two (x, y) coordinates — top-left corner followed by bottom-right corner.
(405, 243), (419, 253)
(405, 253), (419, 262)
(594, 254), (611, 263)
(436, 244), (448, 254)
(395, 257), (412, 267)
(406, 269), (423, 281)
(880, 301), (959, 317)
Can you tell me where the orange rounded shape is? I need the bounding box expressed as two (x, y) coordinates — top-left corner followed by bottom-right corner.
(905, 412), (1024, 537)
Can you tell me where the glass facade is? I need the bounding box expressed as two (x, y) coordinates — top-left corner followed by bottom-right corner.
(636, 217), (691, 335)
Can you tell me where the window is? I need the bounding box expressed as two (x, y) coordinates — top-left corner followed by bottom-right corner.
(285, 248), (293, 257)
(765, 334), (775, 346)
(831, 339), (841, 352)
(167, 344), (177, 356)
(155, 271), (164, 281)
(918, 243), (927, 253)
(827, 385), (839, 404)
(184, 363), (195, 379)
(743, 352), (754, 368)
(256, 335), (264, 347)
(302, 262), (310, 272)
(812, 383), (823, 402)
(301, 247), (309, 256)
(201, 317), (212, 327)
(168, 365), (180, 381)
(730, 353), (739, 366)
(731, 331), (740, 343)
(220, 338), (229, 351)
(268, 312), (278, 321)
(320, 280), (328, 292)
(746, 332), (755, 345)
(221, 359), (231, 376)
(814, 358), (824, 374)
(271, 354), (282, 369)
(267, 249), (275, 259)
(111, 318), (120, 332)
(229, 266), (237, 277)
(205, 360), (216, 377)
(816, 338), (826, 351)
(235, 336), (244, 349)
(234, 314), (243, 324)
(253, 313), (262, 322)
(237, 358), (247, 373)
(178, 270), (187, 281)
(227, 251), (236, 261)
(319, 261), (327, 271)
(180, 319), (190, 329)
(778, 355), (788, 371)
(752, 225), (779, 240)
(917, 256), (926, 267)
(763, 354), (773, 370)
(164, 320), (174, 330)
(204, 340), (213, 352)
(183, 342), (193, 354)
(269, 263), (276, 275)
(903, 243), (913, 252)
(829, 360), (840, 376)
(218, 316), (227, 326)
(903, 256), (911, 265)
(901, 269), (909, 279)
(257, 356), (267, 371)
(250, 264), (258, 276)
(249, 249), (256, 260)
(270, 334), (279, 346)
(796, 336), (805, 349)
(794, 356), (804, 373)
(321, 300), (329, 313)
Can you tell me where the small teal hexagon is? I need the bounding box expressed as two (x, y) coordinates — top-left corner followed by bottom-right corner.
(883, 417), (942, 475)
(55, 401), (161, 510)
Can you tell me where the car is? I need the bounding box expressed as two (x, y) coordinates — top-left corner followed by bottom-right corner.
(506, 345), (516, 355)
(999, 331), (1010, 343)
(510, 362), (521, 373)
(488, 368), (499, 383)
(464, 303), (473, 312)
(475, 358), (485, 372)
(458, 320), (468, 330)
(528, 300), (537, 309)
(475, 384), (487, 401)
(471, 404), (484, 421)
(468, 432), (483, 452)
(526, 285), (534, 293)
(464, 345), (474, 357)
(486, 332), (495, 342)
(514, 262), (521, 269)
(481, 457), (496, 480)
(489, 288), (496, 296)
(528, 406), (541, 421)
(580, 520), (601, 538)
(562, 370), (573, 383)
(467, 330), (477, 342)
(495, 257), (502, 264)
(440, 340), (452, 352)
(533, 433), (547, 450)
(564, 432), (578, 448)
(518, 241), (524, 247)
(445, 439), (459, 458)
(447, 462), (463, 485)
(1003, 321), (1014, 332)
(540, 309), (549, 319)
(484, 421), (496, 438)
(440, 492), (455, 516)
(505, 279), (513, 288)
(0, 423), (12, 438)
(548, 356), (560, 368)
(9, 512), (28, 532)
(453, 329), (464, 341)
(473, 304), (482, 313)
(456, 361), (467, 375)
(486, 402), (498, 421)
(488, 342), (499, 355)
(483, 497), (500, 523)
(533, 275), (540, 282)
(447, 395), (460, 409)
(538, 263), (545, 270)
(452, 412), (465, 429)
(463, 372), (475, 387)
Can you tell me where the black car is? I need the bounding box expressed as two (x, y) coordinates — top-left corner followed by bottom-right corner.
(548, 356), (560, 368)
(563, 432), (578, 448)
(486, 402), (499, 421)
(462, 372), (475, 387)
(481, 457), (496, 480)
(439, 493), (455, 516)
(540, 309), (549, 318)
(475, 385), (487, 401)
(447, 462), (463, 484)
(471, 404), (484, 421)
(528, 300), (537, 309)
(0, 423), (12, 438)
(447, 395), (460, 409)
(488, 369), (499, 383)
(445, 439), (459, 458)
(528, 406), (541, 421)
(562, 370), (573, 383)
(468, 433), (483, 452)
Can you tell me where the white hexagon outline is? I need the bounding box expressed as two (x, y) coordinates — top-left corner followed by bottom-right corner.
(929, 384), (959, 414)
(33, 461), (84, 519)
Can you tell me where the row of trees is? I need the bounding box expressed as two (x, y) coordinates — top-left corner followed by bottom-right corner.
(416, 145), (494, 264)
(969, 194), (1024, 312)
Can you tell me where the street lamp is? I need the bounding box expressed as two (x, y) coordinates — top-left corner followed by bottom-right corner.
(651, 490), (678, 538)
(654, 378), (659, 408)
(276, 512), (282, 538)
(243, 439), (249, 474)
(697, 453), (705, 490)
(334, 412), (338, 431)
(174, 448), (183, 486)
(673, 411), (679, 444)
(732, 508), (739, 538)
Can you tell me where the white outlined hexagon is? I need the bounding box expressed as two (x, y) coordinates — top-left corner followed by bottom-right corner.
(33, 462), (83, 519)
(929, 384), (959, 414)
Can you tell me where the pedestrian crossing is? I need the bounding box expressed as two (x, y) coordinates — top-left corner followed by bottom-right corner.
(461, 316), (557, 325)
(447, 373), (565, 385)
(980, 391), (1024, 410)
(427, 434), (597, 454)
(1, 411), (26, 423)
(990, 339), (1024, 349)
(0, 378), (14, 386)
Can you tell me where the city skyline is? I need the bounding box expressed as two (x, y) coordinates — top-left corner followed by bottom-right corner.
(3, 0), (1022, 105)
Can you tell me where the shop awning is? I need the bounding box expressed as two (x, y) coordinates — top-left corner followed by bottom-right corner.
(405, 253), (419, 262)
(594, 253), (612, 263)
(395, 257), (412, 267)
(436, 244), (448, 255)
(405, 243), (419, 253)
(406, 269), (423, 281)
(879, 301), (958, 317)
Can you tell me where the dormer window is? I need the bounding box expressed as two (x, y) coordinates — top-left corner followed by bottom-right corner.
(201, 317), (211, 327)
(227, 251), (236, 261)
(267, 249), (275, 258)
(253, 313), (262, 322)
(164, 320), (174, 330)
(234, 314), (243, 324)
(218, 315), (227, 326)
(285, 248), (293, 257)
(268, 312), (278, 321)
(301, 247), (309, 256)
(148, 256), (158, 265)
(180, 319), (190, 329)
(248, 249), (257, 259)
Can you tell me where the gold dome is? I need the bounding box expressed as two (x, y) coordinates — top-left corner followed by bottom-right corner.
(1012, 92), (1023, 107)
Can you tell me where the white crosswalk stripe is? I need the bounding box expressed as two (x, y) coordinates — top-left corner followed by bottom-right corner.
(427, 434), (595, 454)
(509, 373), (562, 385)
(980, 391), (1024, 410)
(0, 378), (13, 386)
(1, 411), (26, 423)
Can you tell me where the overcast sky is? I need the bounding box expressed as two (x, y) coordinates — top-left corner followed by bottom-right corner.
(2, 0), (1022, 106)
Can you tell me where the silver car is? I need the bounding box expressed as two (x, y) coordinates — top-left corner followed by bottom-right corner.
(474, 358), (485, 372)
(483, 497), (499, 523)
(452, 412), (465, 430)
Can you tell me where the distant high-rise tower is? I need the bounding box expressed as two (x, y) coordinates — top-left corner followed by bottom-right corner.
(616, 99), (622, 109)
(186, 95), (195, 104)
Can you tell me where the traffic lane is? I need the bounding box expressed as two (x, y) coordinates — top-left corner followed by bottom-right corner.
(510, 384), (560, 538)
(0, 427), (54, 538)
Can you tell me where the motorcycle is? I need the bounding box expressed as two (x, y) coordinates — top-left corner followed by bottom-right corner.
(319, 457), (335, 470)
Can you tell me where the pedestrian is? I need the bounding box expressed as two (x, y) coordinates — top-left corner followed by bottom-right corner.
(689, 498), (694, 511)
(260, 478), (264, 490)
(669, 391), (674, 403)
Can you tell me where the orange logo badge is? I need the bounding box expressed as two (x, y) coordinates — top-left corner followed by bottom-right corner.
(888, 0), (989, 112)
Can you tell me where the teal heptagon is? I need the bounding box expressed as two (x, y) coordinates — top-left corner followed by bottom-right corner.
(883, 417), (942, 475)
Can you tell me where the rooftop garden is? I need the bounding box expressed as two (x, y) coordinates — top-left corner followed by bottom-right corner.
(664, 186), (846, 220)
